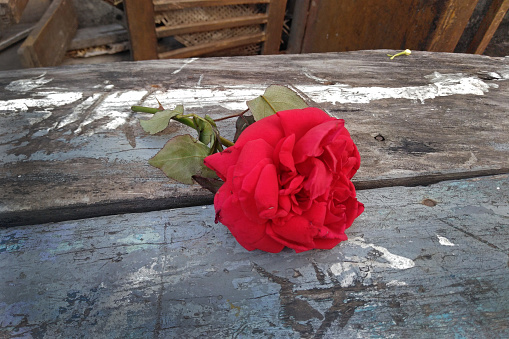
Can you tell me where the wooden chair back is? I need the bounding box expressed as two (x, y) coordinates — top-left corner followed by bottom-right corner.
(124, 0), (287, 60)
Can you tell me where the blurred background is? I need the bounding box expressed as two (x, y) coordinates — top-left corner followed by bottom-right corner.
(1, 0), (508, 71)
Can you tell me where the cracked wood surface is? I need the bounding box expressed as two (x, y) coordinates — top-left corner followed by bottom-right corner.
(1, 50), (509, 226)
(1, 175), (508, 338)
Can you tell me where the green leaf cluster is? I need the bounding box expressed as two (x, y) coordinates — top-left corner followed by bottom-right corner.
(133, 85), (308, 187)
(135, 105), (230, 185)
(139, 105), (184, 134)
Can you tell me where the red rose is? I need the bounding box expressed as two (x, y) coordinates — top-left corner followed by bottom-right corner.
(204, 108), (364, 253)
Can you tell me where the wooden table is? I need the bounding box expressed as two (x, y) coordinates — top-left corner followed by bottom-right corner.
(1, 51), (508, 338)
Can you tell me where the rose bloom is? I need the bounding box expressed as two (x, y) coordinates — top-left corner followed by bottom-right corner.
(204, 108), (364, 253)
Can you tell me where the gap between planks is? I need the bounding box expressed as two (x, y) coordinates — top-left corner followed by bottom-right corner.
(2, 169), (508, 228)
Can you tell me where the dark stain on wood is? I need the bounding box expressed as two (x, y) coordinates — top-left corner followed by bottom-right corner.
(253, 262), (384, 338)
(388, 138), (439, 156)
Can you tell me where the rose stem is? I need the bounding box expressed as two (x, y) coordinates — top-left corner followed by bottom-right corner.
(131, 105), (195, 128)
(219, 136), (234, 147)
(214, 109), (249, 122)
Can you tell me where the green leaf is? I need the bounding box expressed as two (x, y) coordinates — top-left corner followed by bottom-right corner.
(204, 115), (223, 152)
(247, 85), (308, 121)
(192, 175), (224, 194)
(148, 134), (217, 185)
(234, 114), (255, 142)
(139, 105), (184, 134)
(193, 116), (214, 146)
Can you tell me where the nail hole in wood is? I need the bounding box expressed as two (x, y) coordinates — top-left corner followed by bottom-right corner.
(374, 134), (385, 141)
(422, 199), (437, 207)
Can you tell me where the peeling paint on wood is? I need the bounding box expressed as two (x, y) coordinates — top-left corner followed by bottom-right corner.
(0, 175), (507, 337)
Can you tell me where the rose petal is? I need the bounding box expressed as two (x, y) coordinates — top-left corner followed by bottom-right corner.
(238, 159), (273, 223)
(213, 167), (235, 215)
(256, 164), (279, 219)
(235, 113), (285, 148)
(266, 216), (316, 252)
(278, 108), (334, 141)
(294, 119), (345, 164)
(233, 139), (274, 183)
(321, 144), (338, 172)
(280, 175), (304, 195)
(218, 191), (266, 251)
(299, 158), (332, 200)
(232, 139), (275, 222)
(302, 201), (327, 227)
(275, 194), (292, 218)
(250, 232), (285, 253)
(273, 134), (296, 173)
(204, 147), (241, 180)
(313, 236), (347, 250)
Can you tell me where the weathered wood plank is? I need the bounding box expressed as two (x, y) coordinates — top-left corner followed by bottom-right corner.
(123, 0), (158, 61)
(298, 0), (478, 53)
(155, 13), (268, 38)
(466, 0), (509, 54)
(0, 50), (508, 226)
(0, 22), (32, 51)
(0, 0), (29, 26)
(425, 0), (479, 52)
(0, 175), (507, 337)
(262, 0), (287, 54)
(68, 23), (128, 50)
(17, 0), (77, 68)
(154, 0), (271, 11)
(158, 32), (266, 59)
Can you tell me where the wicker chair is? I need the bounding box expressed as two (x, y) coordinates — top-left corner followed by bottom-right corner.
(124, 0), (287, 60)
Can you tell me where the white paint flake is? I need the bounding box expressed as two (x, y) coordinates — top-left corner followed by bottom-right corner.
(329, 261), (366, 287)
(348, 237), (415, 270)
(329, 238), (414, 287)
(27, 111), (53, 125)
(5, 73), (52, 92)
(437, 235), (455, 246)
(464, 152), (478, 167)
(75, 90), (148, 134)
(128, 261), (159, 286)
(387, 280), (408, 287)
(2, 92), (84, 112)
(296, 72), (497, 104)
(302, 69), (329, 83)
(56, 93), (102, 129)
(150, 85), (265, 111)
(172, 57), (198, 75)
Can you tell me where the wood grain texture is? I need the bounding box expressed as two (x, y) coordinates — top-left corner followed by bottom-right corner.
(0, 0), (29, 26)
(0, 23), (33, 52)
(262, 0), (287, 54)
(16, 0), (77, 68)
(286, 0), (311, 54)
(69, 24), (128, 50)
(467, 0), (509, 54)
(296, 0), (482, 53)
(0, 50), (508, 226)
(426, 0), (480, 52)
(299, 0), (465, 53)
(1, 175), (507, 337)
(158, 32), (266, 59)
(124, 0), (158, 61)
